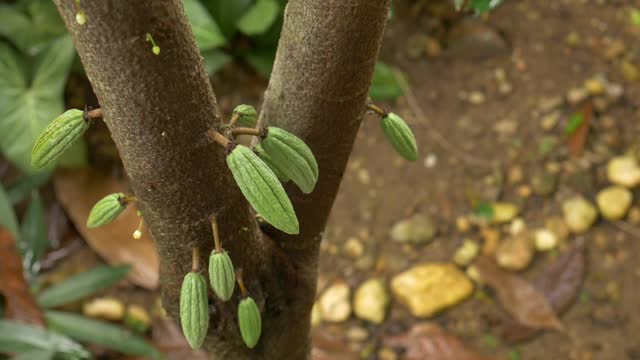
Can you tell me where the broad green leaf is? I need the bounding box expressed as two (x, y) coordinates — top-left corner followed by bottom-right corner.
(0, 2), (66, 54)
(37, 265), (131, 308)
(45, 311), (162, 359)
(19, 191), (48, 280)
(0, 320), (89, 359)
(0, 36), (78, 173)
(202, 49), (232, 75)
(7, 172), (52, 205)
(205, 0), (253, 39)
(370, 61), (404, 100)
(13, 349), (55, 360)
(246, 48), (276, 78)
(237, 0), (280, 36)
(0, 183), (19, 238)
(183, 0), (226, 51)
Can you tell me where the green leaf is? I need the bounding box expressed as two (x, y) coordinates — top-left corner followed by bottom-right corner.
(631, 8), (640, 26)
(370, 61), (405, 101)
(0, 320), (89, 359)
(37, 265), (131, 308)
(19, 191), (48, 280)
(474, 202), (494, 221)
(206, 0), (253, 39)
(0, 1), (66, 54)
(0, 36), (78, 173)
(45, 311), (162, 359)
(0, 183), (19, 238)
(13, 349), (55, 360)
(564, 113), (584, 136)
(470, 0), (504, 14)
(6, 172), (52, 205)
(183, 0), (226, 51)
(237, 0), (280, 36)
(202, 49), (232, 75)
(246, 48), (276, 78)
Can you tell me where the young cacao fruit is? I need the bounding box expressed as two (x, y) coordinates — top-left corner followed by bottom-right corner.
(260, 127), (318, 194)
(180, 272), (209, 349)
(254, 144), (289, 183)
(31, 109), (89, 169)
(86, 193), (127, 228)
(233, 104), (258, 128)
(238, 296), (261, 349)
(226, 145), (299, 234)
(208, 250), (235, 301)
(380, 112), (418, 161)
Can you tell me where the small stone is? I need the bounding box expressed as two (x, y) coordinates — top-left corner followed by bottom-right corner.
(567, 88), (589, 105)
(424, 153), (438, 168)
(468, 91), (486, 105)
(343, 237), (364, 258)
(538, 97), (564, 113)
(509, 218), (526, 235)
(453, 239), (480, 267)
(620, 61), (639, 82)
(607, 156), (640, 188)
(508, 165), (524, 184)
(491, 202), (519, 224)
(584, 78), (605, 95)
(565, 31), (581, 47)
(390, 213), (437, 246)
(124, 305), (151, 333)
(456, 216), (471, 233)
(83, 298), (125, 321)
(534, 229), (558, 251)
(596, 186), (633, 221)
(562, 196), (598, 234)
(346, 326), (369, 342)
(495, 232), (534, 271)
(498, 82), (513, 95)
(318, 282), (351, 323)
(495, 119), (518, 136)
(378, 347), (398, 360)
(391, 263), (473, 318)
(545, 217), (569, 242)
(357, 168), (371, 185)
(540, 112), (560, 131)
(466, 265), (483, 284)
(353, 278), (390, 324)
(424, 36), (443, 57)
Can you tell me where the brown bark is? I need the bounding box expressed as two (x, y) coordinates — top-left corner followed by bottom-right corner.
(54, 0), (390, 358)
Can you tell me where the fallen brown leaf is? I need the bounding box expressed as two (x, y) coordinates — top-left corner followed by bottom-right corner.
(54, 168), (159, 289)
(567, 102), (592, 158)
(311, 328), (359, 360)
(384, 322), (499, 360)
(474, 256), (563, 331)
(501, 245), (586, 343)
(0, 227), (45, 326)
(148, 312), (207, 360)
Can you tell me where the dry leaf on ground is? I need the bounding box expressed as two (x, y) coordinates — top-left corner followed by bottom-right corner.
(474, 256), (563, 331)
(501, 245), (586, 343)
(384, 322), (499, 360)
(567, 102), (592, 157)
(311, 328), (359, 360)
(0, 227), (45, 326)
(54, 168), (158, 289)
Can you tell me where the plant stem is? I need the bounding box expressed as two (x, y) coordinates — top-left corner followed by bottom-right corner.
(192, 246), (199, 272)
(236, 269), (247, 296)
(231, 127), (263, 137)
(87, 108), (103, 120)
(366, 103), (387, 117)
(210, 214), (221, 253)
(228, 113), (241, 127)
(206, 129), (230, 147)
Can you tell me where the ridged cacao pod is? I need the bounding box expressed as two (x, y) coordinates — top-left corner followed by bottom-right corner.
(180, 272), (209, 349)
(238, 296), (261, 349)
(86, 193), (127, 228)
(380, 112), (418, 161)
(208, 250), (235, 301)
(31, 109), (89, 169)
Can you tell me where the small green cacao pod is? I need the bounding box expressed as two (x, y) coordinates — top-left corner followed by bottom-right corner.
(208, 250), (235, 301)
(254, 144), (289, 183)
(233, 104), (258, 128)
(380, 112), (418, 161)
(226, 145), (299, 234)
(31, 109), (89, 169)
(260, 127), (319, 194)
(238, 296), (261, 349)
(86, 193), (127, 228)
(180, 272), (209, 349)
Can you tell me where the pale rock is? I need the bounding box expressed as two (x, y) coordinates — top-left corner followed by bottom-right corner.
(456, 216), (471, 233)
(562, 196), (598, 233)
(83, 298), (125, 321)
(534, 228), (558, 251)
(491, 202), (519, 224)
(584, 78), (605, 95)
(596, 186), (633, 221)
(353, 278), (389, 324)
(391, 263), (473, 317)
(495, 232), (534, 271)
(509, 218), (526, 235)
(466, 265), (483, 284)
(343, 237), (364, 258)
(545, 217), (569, 242)
(318, 282), (351, 323)
(607, 156), (640, 188)
(390, 213), (437, 246)
(453, 239), (480, 267)
(125, 305), (151, 333)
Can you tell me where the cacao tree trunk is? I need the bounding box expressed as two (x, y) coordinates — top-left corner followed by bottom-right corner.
(54, 0), (390, 358)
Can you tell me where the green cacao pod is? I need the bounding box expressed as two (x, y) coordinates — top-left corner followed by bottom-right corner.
(208, 250), (235, 301)
(226, 145), (299, 234)
(31, 109), (89, 169)
(260, 127), (319, 194)
(254, 144), (289, 183)
(86, 193), (127, 228)
(380, 112), (418, 161)
(180, 272), (209, 349)
(238, 296), (261, 349)
(233, 104), (258, 128)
